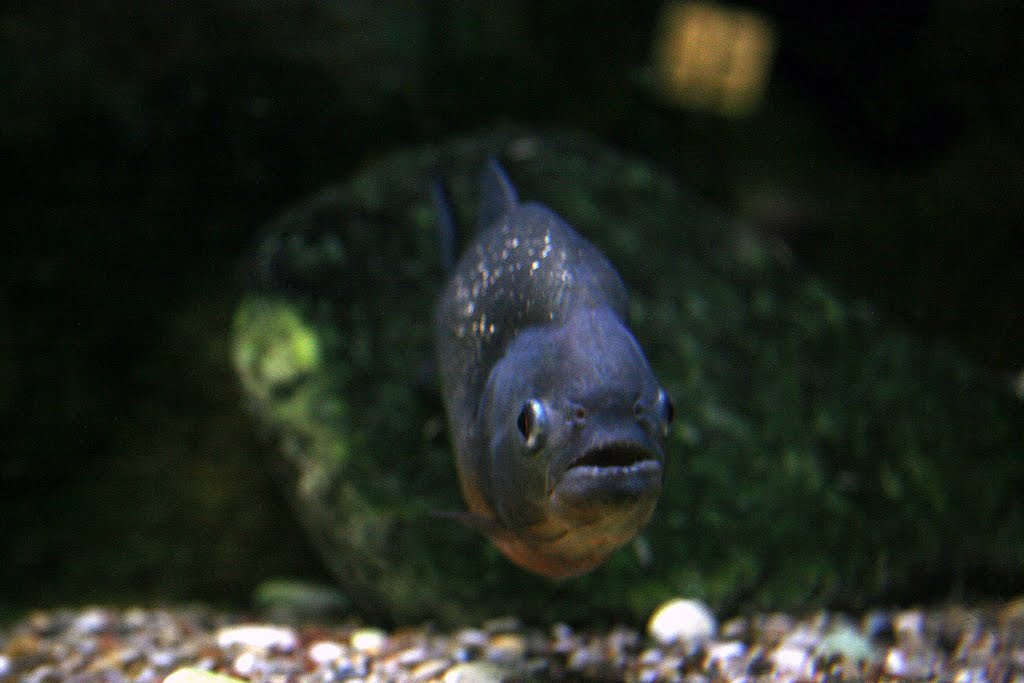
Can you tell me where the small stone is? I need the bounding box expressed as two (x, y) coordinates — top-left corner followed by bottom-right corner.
(647, 598), (717, 649)
(719, 616), (749, 640)
(656, 654), (685, 678)
(22, 664), (59, 683)
(164, 668), (248, 683)
(442, 661), (518, 682)
(862, 610), (895, 642)
(350, 627), (389, 655)
(123, 608), (149, 629)
(456, 628), (488, 649)
(135, 666), (160, 683)
(747, 648), (773, 675)
(759, 613), (796, 647)
(566, 642), (606, 672)
(885, 648), (908, 677)
(772, 645), (812, 677)
(333, 657), (361, 679)
(638, 647), (663, 666)
(816, 626), (877, 662)
(636, 669), (660, 683)
(410, 658), (450, 681)
(705, 640), (747, 679)
(232, 650), (258, 677)
(893, 610), (925, 642)
(779, 625), (818, 651)
(954, 667), (987, 683)
(216, 624), (298, 652)
(72, 608), (112, 634)
(149, 649), (180, 669)
(607, 625), (641, 653)
(485, 633), (528, 664)
(999, 596), (1024, 626)
(706, 640), (746, 664)
(308, 640), (345, 665)
(550, 622), (575, 654)
(397, 646), (429, 666)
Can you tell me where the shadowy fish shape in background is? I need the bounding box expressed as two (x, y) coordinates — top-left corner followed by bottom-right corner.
(434, 160), (674, 579)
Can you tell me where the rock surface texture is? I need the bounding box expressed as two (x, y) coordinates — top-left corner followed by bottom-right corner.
(232, 128), (1024, 625)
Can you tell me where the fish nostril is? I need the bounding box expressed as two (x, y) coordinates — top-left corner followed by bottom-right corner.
(633, 400), (644, 417)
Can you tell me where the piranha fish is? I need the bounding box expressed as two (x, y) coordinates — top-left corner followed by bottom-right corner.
(434, 159), (673, 579)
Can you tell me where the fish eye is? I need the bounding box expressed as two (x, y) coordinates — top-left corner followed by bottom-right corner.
(657, 388), (675, 432)
(516, 399), (547, 451)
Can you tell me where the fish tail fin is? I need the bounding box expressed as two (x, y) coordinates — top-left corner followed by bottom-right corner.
(477, 157), (519, 231)
(431, 173), (461, 273)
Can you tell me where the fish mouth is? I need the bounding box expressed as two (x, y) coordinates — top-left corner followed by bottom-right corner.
(566, 442), (659, 476)
(554, 441), (663, 506)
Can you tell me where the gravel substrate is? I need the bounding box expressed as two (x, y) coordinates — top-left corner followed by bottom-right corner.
(2, 600), (1023, 682)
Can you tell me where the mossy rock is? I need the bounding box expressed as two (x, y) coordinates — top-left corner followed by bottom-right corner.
(231, 128), (1024, 625)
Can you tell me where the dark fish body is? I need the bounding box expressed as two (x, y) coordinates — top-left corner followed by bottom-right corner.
(434, 161), (672, 579)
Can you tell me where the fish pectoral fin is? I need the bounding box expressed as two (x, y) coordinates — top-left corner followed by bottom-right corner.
(431, 509), (508, 538)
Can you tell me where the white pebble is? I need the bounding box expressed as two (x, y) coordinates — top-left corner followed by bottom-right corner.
(955, 667), (986, 683)
(0, 656), (10, 678)
(706, 640), (746, 665)
(134, 666), (159, 683)
(308, 640), (345, 665)
(149, 649), (180, 668)
(457, 628), (489, 648)
(647, 598), (717, 649)
(350, 627), (388, 654)
(397, 646), (429, 666)
(72, 608), (111, 634)
(232, 651), (257, 677)
(772, 645), (812, 677)
(216, 624), (298, 651)
(894, 610), (925, 640)
(164, 668), (247, 683)
(885, 648), (908, 677)
(443, 661), (517, 682)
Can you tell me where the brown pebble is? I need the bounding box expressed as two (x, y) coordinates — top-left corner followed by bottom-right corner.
(485, 633), (527, 664)
(410, 657), (450, 680)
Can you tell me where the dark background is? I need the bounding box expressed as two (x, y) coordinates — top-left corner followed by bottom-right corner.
(2, 0), (1021, 616)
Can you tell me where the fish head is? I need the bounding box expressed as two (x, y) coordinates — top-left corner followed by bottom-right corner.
(478, 309), (672, 571)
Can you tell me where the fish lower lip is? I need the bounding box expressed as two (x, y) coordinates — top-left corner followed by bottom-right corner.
(552, 458), (662, 509)
(554, 458), (663, 499)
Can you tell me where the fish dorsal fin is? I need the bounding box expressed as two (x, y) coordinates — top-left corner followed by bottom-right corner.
(477, 157), (519, 231)
(430, 173), (461, 273)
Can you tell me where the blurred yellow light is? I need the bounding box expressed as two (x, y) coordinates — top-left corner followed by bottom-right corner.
(653, 1), (776, 117)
